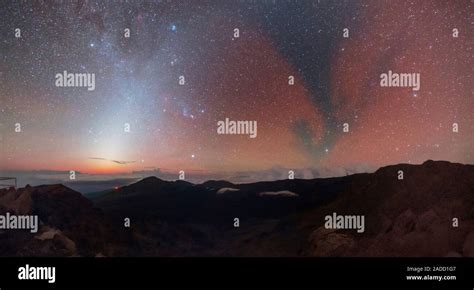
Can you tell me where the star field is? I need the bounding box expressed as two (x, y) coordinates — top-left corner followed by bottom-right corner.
(0, 0), (472, 182)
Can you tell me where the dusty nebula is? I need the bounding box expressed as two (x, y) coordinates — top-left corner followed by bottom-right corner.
(0, 0), (472, 185)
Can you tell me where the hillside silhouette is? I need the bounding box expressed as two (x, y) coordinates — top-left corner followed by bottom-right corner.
(0, 160), (473, 257)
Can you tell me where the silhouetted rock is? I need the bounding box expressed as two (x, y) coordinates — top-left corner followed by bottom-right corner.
(0, 184), (126, 256)
(1, 160), (472, 257)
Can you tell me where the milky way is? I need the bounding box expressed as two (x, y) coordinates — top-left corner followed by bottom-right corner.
(0, 0), (472, 183)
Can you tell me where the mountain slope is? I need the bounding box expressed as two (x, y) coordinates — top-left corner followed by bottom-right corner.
(0, 160), (473, 257)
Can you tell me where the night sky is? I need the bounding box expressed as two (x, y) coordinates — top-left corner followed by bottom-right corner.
(0, 0), (472, 185)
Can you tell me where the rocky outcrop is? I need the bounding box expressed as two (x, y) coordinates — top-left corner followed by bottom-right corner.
(308, 228), (355, 256)
(303, 161), (474, 257)
(1, 160), (473, 257)
(0, 184), (125, 257)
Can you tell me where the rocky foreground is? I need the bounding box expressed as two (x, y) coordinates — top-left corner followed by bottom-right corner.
(0, 160), (473, 257)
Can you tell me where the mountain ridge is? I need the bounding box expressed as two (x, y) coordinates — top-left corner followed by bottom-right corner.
(0, 160), (473, 257)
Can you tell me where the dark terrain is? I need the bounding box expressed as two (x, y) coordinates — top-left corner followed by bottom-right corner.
(0, 160), (473, 257)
